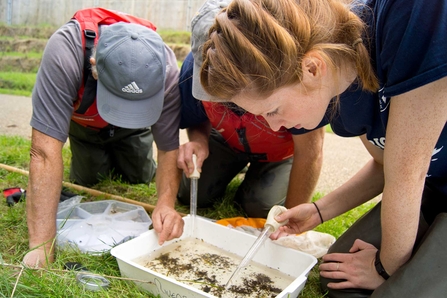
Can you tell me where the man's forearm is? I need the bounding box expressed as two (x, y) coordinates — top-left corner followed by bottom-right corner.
(285, 129), (324, 208)
(285, 152), (322, 207)
(156, 149), (182, 207)
(27, 134), (64, 250)
(187, 121), (212, 144)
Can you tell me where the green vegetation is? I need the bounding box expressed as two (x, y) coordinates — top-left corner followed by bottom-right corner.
(157, 29), (191, 44)
(1, 51), (42, 58)
(0, 72), (37, 96)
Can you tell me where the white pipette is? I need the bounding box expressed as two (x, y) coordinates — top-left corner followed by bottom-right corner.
(225, 205), (288, 289)
(190, 154), (200, 236)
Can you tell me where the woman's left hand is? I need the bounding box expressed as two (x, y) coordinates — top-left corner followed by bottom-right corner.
(319, 239), (386, 290)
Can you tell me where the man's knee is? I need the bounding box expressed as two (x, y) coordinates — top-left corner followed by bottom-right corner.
(239, 189), (285, 218)
(241, 199), (283, 218)
(177, 176), (218, 207)
(69, 170), (100, 187)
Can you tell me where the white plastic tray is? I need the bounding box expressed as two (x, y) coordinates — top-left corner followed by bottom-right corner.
(56, 200), (152, 254)
(111, 216), (317, 297)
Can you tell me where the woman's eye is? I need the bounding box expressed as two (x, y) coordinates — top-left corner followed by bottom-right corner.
(266, 110), (278, 117)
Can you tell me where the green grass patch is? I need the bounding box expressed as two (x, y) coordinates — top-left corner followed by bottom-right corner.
(0, 72), (36, 95)
(0, 135), (31, 169)
(0, 88), (32, 96)
(158, 29), (191, 44)
(1, 51), (43, 59)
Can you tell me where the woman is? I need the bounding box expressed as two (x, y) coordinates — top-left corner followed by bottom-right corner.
(197, 0), (447, 297)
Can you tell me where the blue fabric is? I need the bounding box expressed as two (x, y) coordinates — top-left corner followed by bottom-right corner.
(330, 0), (447, 195)
(179, 52), (209, 129)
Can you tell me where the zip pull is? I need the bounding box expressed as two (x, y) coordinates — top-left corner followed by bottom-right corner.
(109, 126), (115, 137)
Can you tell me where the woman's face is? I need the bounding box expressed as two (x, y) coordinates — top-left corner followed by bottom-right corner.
(231, 53), (356, 131)
(232, 82), (334, 131)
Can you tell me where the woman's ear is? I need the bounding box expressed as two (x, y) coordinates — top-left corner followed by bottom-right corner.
(302, 51), (326, 78)
(301, 51), (327, 89)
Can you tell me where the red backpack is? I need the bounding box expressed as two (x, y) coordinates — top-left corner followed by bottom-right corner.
(202, 102), (294, 162)
(71, 8), (157, 129)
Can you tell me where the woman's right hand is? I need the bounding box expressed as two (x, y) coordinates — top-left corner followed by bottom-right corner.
(270, 203), (322, 239)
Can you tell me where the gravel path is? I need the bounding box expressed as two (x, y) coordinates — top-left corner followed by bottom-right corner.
(0, 93), (374, 196)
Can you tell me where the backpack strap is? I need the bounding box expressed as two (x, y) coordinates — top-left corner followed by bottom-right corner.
(75, 29), (97, 114)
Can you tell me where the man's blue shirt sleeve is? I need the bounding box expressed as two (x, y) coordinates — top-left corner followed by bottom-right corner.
(179, 52), (209, 129)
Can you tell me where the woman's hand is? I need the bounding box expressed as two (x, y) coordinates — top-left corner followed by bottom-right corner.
(270, 203), (322, 239)
(320, 239), (386, 290)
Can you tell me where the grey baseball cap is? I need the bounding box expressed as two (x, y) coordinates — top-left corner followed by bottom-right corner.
(191, 0), (231, 100)
(96, 22), (166, 129)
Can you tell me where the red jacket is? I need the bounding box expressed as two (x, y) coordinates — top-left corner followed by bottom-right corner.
(202, 102), (294, 162)
(71, 8), (157, 129)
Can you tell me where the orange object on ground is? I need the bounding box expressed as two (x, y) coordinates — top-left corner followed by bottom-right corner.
(216, 217), (266, 229)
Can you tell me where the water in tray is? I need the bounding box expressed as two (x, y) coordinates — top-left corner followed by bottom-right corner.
(133, 237), (294, 298)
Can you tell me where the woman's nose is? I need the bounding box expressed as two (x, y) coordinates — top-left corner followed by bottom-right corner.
(266, 119), (282, 132)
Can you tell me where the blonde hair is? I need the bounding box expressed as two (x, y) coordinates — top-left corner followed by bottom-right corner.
(200, 0), (378, 100)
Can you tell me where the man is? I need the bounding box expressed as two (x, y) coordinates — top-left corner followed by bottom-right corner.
(23, 8), (183, 268)
(176, 0), (325, 218)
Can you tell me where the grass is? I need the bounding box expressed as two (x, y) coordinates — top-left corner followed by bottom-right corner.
(157, 29), (191, 44)
(0, 72), (37, 96)
(1, 51), (43, 59)
(0, 134), (377, 297)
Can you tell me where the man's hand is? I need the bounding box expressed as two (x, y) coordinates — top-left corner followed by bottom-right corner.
(151, 204), (184, 245)
(178, 122), (211, 176)
(177, 141), (208, 177)
(22, 246), (54, 268)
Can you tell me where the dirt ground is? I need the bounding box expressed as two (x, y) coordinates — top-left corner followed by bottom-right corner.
(0, 93), (375, 196)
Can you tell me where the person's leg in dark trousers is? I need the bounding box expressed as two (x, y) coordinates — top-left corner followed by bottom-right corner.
(320, 198), (432, 298)
(371, 185), (447, 298)
(108, 128), (155, 184)
(371, 213), (447, 298)
(69, 121), (155, 186)
(236, 158), (292, 218)
(69, 121), (113, 186)
(177, 129), (248, 208)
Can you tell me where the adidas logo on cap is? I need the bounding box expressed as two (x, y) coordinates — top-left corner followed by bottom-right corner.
(122, 82), (143, 93)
